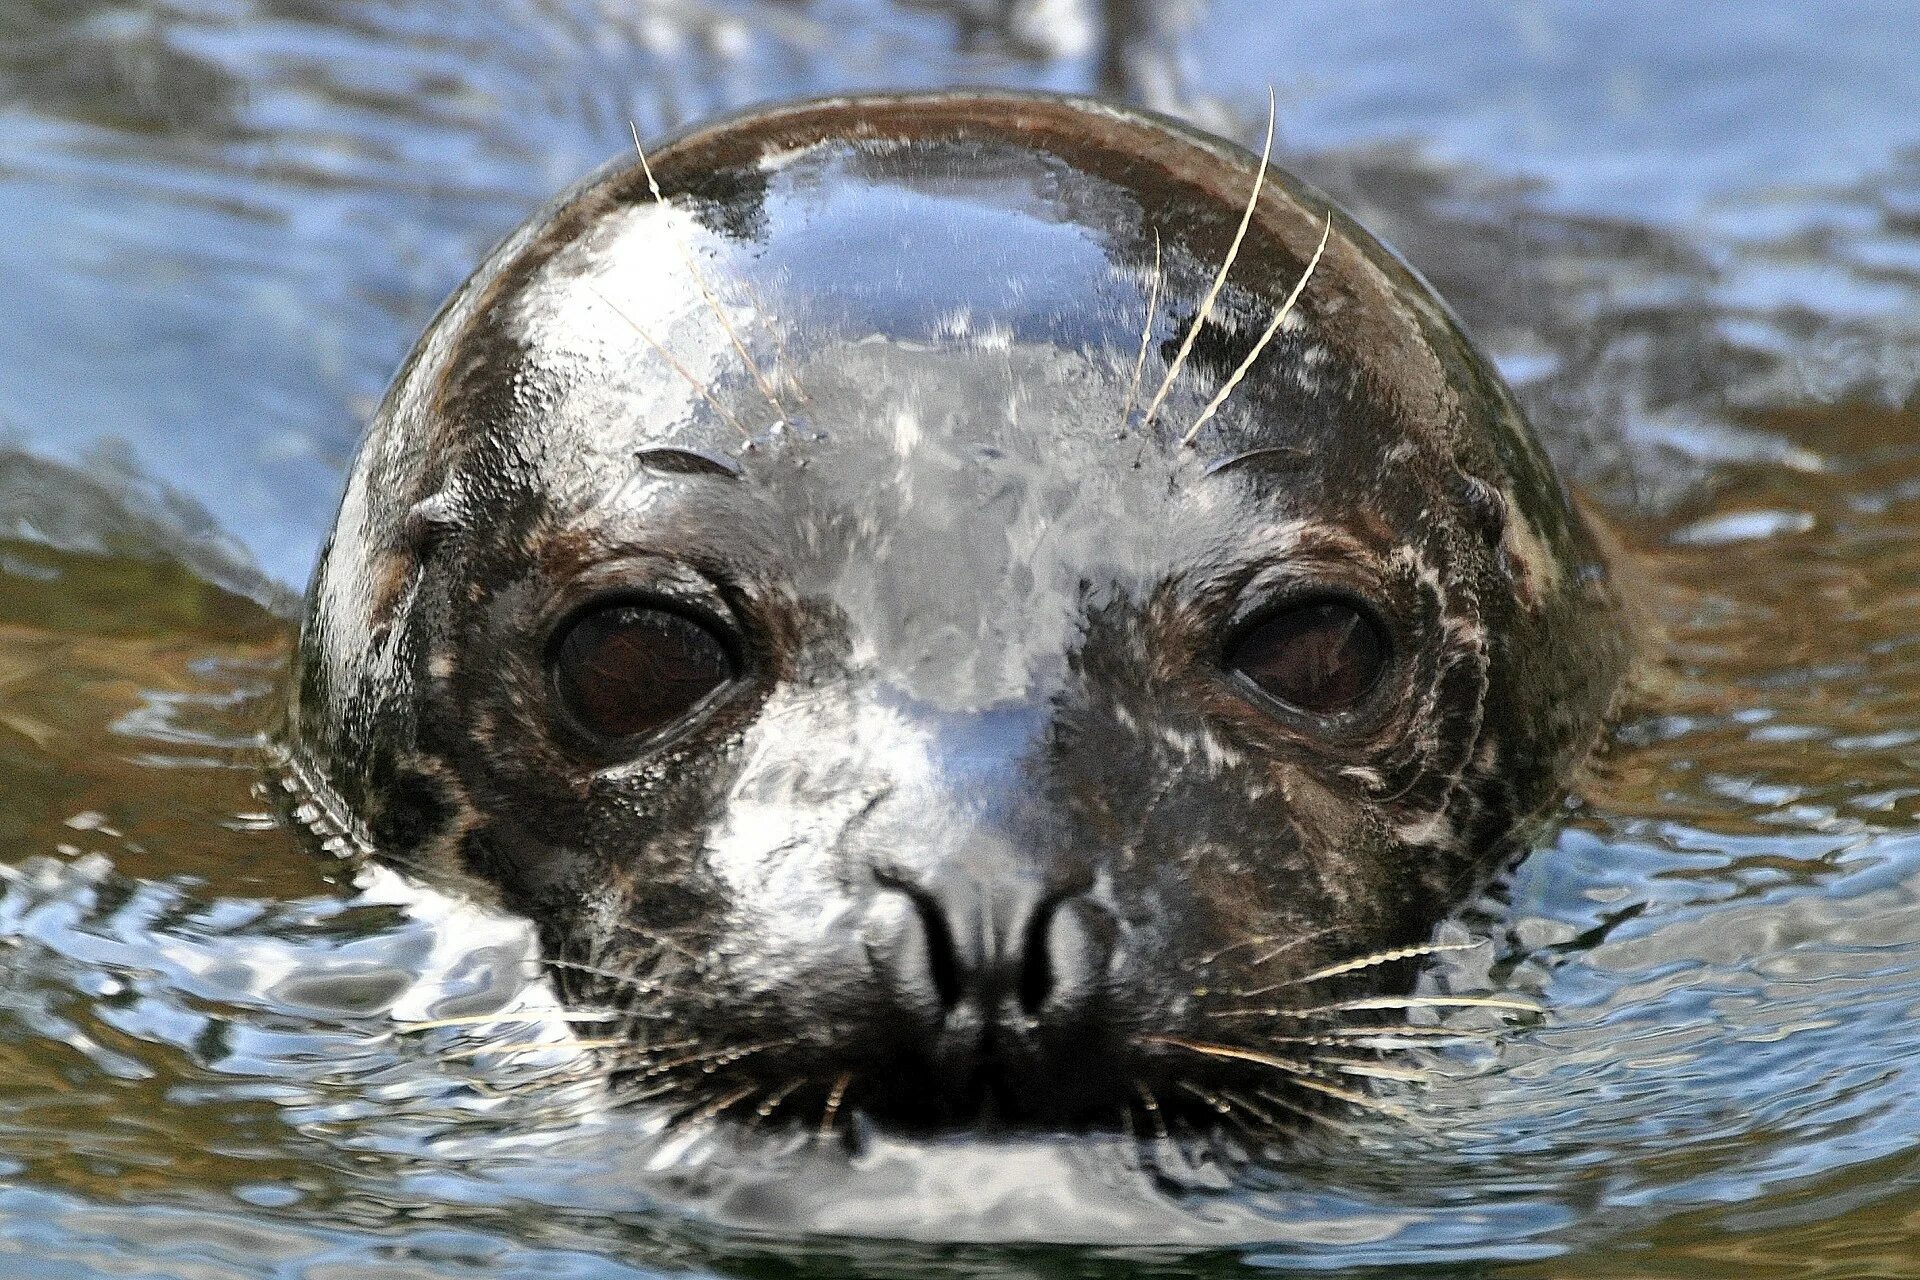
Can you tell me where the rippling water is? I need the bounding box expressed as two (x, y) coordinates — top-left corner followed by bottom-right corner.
(3, 2), (1920, 1275)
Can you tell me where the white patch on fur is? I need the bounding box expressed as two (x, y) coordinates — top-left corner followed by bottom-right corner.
(1393, 810), (1455, 847)
(1501, 501), (1564, 599)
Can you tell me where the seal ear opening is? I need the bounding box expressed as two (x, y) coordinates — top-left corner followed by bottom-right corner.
(1455, 473), (1510, 552)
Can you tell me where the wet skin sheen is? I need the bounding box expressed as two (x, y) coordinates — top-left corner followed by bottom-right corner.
(289, 93), (1632, 1136)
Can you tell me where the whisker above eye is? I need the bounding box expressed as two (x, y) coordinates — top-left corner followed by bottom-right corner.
(1179, 210), (1333, 448)
(1139, 88), (1278, 433)
(584, 283), (750, 436)
(1119, 229), (1164, 429)
(628, 121), (792, 430)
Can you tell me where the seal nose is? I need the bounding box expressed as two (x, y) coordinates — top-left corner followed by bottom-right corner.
(874, 865), (1106, 1026)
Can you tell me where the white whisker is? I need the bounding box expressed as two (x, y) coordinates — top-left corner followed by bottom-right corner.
(1139, 88), (1277, 431)
(1120, 230), (1164, 427)
(586, 283), (749, 435)
(1252, 1087), (1369, 1138)
(395, 1010), (620, 1033)
(1179, 211), (1332, 446)
(630, 122), (791, 428)
(1236, 939), (1485, 996)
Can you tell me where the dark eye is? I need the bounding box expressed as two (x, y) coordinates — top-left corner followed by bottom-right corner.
(1228, 599), (1390, 715)
(551, 603), (735, 742)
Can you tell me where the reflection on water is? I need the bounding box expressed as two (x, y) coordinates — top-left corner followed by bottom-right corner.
(2, 1), (1920, 1275)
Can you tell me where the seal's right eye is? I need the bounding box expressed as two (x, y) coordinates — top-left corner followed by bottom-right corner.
(1228, 597), (1390, 717)
(550, 603), (735, 743)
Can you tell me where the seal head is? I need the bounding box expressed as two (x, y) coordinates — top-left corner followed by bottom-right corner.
(291, 93), (1630, 1135)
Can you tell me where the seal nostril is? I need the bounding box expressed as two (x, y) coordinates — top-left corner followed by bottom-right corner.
(876, 869), (1094, 1021)
(908, 886), (964, 1011)
(1018, 893), (1061, 1015)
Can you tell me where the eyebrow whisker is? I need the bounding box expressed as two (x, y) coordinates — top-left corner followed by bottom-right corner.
(1139, 87), (1277, 432)
(1180, 210), (1332, 447)
(586, 282), (750, 436)
(630, 122), (793, 430)
(1119, 229), (1164, 428)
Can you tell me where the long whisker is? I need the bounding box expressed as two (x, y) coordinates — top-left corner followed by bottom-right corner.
(442, 1036), (635, 1061)
(1218, 1088), (1279, 1127)
(616, 1076), (699, 1105)
(608, 920), (706, 962)
(1286, 995), (1542, 1017)
(1251, 1087), (1370, 1138)
(1176, 1079), (1231, 1118)
(1192, 924), (1339, 969)
(463, 1060), (615, 1099)
(1139, 1034), (1315, 1076)
(586, 283), (749, 435)
(1134, 1079), (1169, 1142)
(1143, 1034), (1430, 1086)
(1179, 211), (1332, 447)
(1323, 1060), (1429, 1084)
(624, 1038), (793, 1078)
(734, 274), (812, 409)
(1283, 1074), (1426, 1125)
(818, 1071), (854, 1140)
(538, 956), (667, 988)
(1200, 1018), (1499, 1045)
(682, 1083), (760, 1127)
(1235, 940), (1485, 996)
(750, 1076), (807, 1128)
(1212, 995), (1539, 1022)
(1176, 1080), (1269, 1148)
(1119, 230), (1164, 428)
(395, 1010), (621, 1033)
(630, 122), (791, 429)
(1139, 88), (1277, 431)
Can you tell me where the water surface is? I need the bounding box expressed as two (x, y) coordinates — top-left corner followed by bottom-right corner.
(4, 1), (1920, 1275)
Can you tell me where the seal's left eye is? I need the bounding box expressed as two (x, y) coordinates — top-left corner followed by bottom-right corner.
(551, 604), (735, 742)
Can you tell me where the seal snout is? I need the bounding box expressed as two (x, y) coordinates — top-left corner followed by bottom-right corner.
(864, 862), (1126, 1123)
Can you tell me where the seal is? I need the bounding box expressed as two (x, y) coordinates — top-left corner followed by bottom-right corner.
(288, 91), (1632, 1139)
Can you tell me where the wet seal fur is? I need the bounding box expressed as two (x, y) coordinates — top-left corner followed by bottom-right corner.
(288, 92), (1632, 1140)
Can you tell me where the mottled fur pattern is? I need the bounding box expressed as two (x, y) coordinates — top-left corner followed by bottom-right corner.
(289, 93), (1631, 1137)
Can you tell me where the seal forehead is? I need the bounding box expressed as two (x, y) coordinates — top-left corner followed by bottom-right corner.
(482, 93), (1447, 425)
(507, 133), (1164, 383)
(641, 93), (1459, 416)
